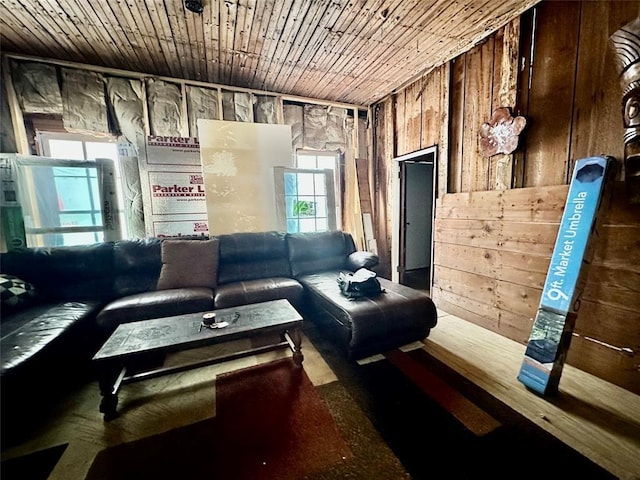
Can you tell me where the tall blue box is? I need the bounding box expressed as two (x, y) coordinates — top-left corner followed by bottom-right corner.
(517, 156), (615, 396)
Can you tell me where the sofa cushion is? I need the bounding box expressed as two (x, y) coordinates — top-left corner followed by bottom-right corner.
(214, 278), (304, 310)
(156, 239), (219, 290)
(96, 288), (215, 333)
(217, 231), (291, 284)
(113, 238), (162, 296)
(0, 274), (37, 311)
(287, 231), (354, 277)
(347, 251), (379, 271)
(1, 300), (104, 375)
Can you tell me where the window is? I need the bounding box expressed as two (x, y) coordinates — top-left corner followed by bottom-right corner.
(18, 132), (125, 247)
(274, 151), (341, 233)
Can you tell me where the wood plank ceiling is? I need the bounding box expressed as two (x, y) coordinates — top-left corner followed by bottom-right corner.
(1, 0), (540, 106)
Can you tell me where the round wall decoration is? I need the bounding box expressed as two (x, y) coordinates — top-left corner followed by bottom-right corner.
(479, 107), (526, 157)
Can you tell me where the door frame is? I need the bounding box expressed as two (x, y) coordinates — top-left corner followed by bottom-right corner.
(391, 146), (437, 285)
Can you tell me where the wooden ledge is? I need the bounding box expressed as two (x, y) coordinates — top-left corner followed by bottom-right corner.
(423, 311), (640, 480)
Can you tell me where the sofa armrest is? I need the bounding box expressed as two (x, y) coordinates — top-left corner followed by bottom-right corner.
(347, 251), (379, 271)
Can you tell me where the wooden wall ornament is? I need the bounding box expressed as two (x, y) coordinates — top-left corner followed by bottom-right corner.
(479, 107), (526, 157)
(609, 17), (640, 204)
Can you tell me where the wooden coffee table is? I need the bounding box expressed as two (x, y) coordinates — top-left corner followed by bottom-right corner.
(92, 299), (303, 420)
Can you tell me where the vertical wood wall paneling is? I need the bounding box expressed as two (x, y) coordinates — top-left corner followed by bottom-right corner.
(394, 89), (407, 156)
(490, 19), (521, 190)
(438, 62), (451, 198)
(521, 1), (581, 187)
(570, 1), (633, 173)
(432, 183), (640, 393)
(513, 9), (534, 188)
(449, 57), (465, 193)
(372, 98), (394, 278)
(572, 184), (640, 392)
(419, 69), (439, 148)
(404, 81), (422, 153)
(462, 36), (495, 192)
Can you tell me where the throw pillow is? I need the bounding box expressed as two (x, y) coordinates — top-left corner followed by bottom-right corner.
(156, 239), (219, 290)
(0, 273), (37, 310)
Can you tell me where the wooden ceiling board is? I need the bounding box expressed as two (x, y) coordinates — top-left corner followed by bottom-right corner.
(0, 0), (542, 106)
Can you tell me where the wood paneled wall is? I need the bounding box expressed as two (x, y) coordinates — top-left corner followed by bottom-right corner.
(432, 185), (640, 393)
(371, 0), (640, 393)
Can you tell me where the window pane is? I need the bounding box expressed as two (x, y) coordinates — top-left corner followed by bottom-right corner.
(27, 231), (103, 247)
(284, 172), (298, 195)
(315, 218), (328, 231)
(55, 177), (93, 211)
(86, 142), (117, 161)
(286, 219), (299, 233)
(49, 139), (84, 160)
(61, 231), (103, 246)
(317, 156), (335, 170)
(285, 196), (297, 217)
(297, 155), (317, 168)
(299, 218), (316, 232)
(294, 197), (316, 217)
(90, 176), (101, 208)
(297, 173), (315, 194)
(315, 197), (327, 217)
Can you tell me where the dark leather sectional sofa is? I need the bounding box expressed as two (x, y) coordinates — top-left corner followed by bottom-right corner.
(0, 230), (437, 430)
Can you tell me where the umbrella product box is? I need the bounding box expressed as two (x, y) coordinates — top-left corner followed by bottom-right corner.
(517, 156), (615, 396)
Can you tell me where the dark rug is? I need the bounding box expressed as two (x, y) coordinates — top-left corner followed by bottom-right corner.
(0, 443), (67, 480)
(301, 323), (616, 480)
(85, 357), (407, 480)
(85, 321), (617, 480)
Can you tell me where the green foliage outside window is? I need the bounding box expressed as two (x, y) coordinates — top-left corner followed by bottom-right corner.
(293, 200), (316, 217)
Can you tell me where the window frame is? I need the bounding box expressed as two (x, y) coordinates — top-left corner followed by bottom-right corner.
(294, 149), (342, 230)
(274, 166), (337, 233)
(24, 131), (124, 246)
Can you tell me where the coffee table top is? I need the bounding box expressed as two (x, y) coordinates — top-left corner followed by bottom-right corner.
(93, 299), (302, 362)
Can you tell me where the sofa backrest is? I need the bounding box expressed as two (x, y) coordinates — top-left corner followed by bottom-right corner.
(112, 238), (162, 296)
(217, 231), (291, 284)
(286, 230), (356, 277)
(0, 230), (361, 303)
(0, 242), (117, 301)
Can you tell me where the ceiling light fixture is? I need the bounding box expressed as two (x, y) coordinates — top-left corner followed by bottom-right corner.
(185, 0), (204, 13)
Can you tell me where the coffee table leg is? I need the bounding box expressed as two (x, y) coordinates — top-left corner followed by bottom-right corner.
(284, 329), (303, 366)
(98, 366), (126, 421)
